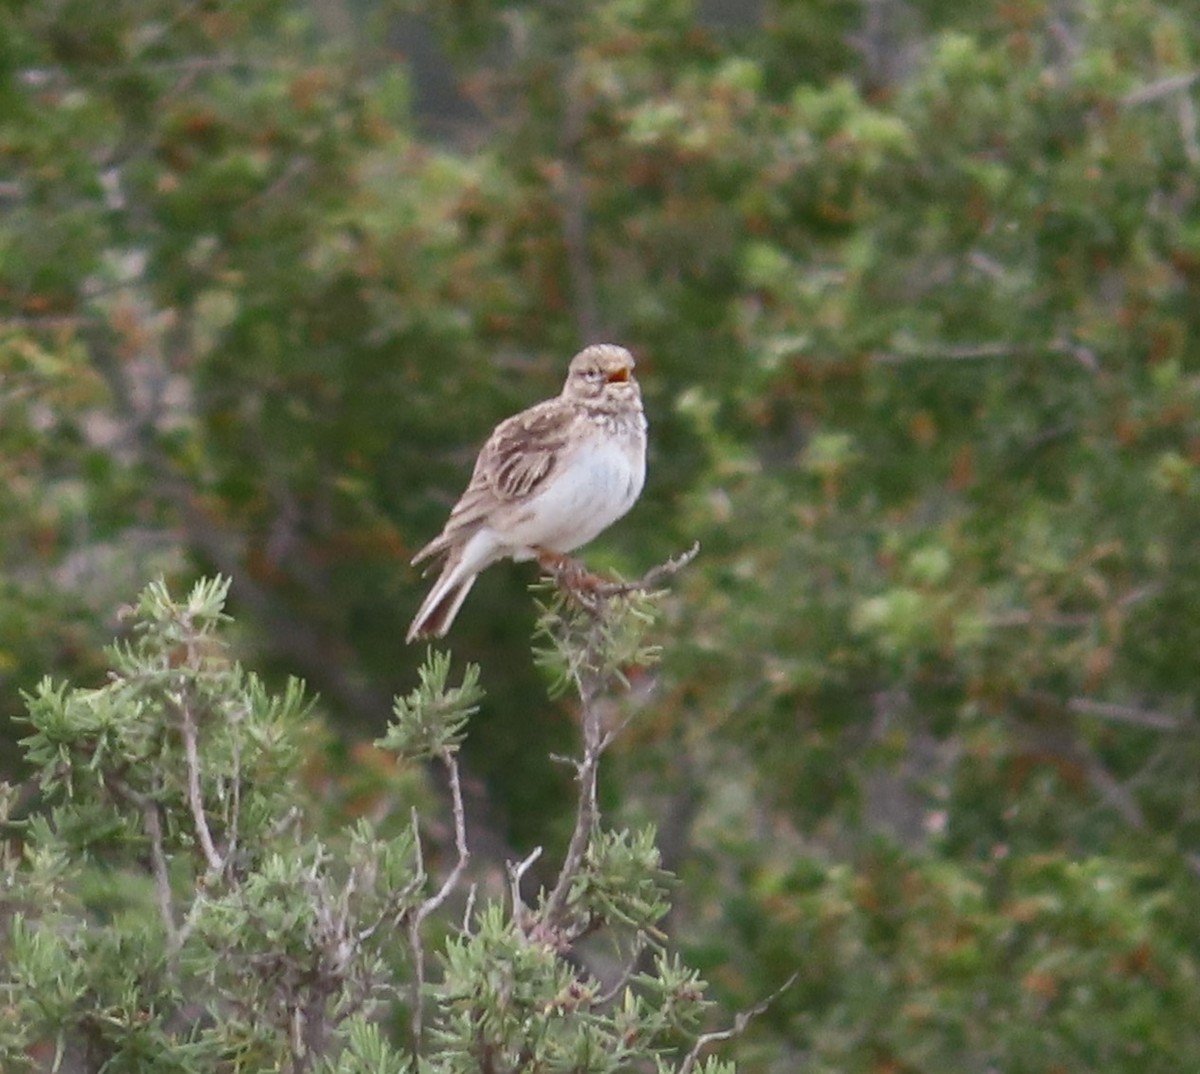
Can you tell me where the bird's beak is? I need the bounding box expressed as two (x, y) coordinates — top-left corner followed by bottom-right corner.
(607, 367), (631, 384)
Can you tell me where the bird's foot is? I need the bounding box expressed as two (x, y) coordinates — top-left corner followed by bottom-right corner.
(535, 549), (609, 594)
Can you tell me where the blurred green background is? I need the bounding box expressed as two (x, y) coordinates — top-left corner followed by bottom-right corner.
(4, 0), (1200, 1069)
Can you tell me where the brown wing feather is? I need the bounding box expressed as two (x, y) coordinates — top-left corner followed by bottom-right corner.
(411, 399), (579, 567)
(481, 401), (577, 500)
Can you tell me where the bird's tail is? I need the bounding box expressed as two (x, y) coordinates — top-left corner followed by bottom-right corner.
(406, 555), (479, 643)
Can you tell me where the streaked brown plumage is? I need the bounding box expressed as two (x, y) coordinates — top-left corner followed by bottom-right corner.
(407, 344), (647, 642)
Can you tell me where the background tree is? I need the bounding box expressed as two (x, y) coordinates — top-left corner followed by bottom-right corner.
(4, 0), (1200, 1070)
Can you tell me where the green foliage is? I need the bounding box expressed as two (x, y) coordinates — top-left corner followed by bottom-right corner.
(6, 0), (1200, 1070)
(0, 577), (735, 1072)
(433, 905), (715, 1074)
(534, 584), (663, 699)
(376, 650), (482, 760)
(567, 826), (672, 934)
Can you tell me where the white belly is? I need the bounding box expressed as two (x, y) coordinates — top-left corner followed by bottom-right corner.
(503, 438), (645, 557)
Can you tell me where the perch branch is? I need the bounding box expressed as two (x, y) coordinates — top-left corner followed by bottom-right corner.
(539, 542), (701, 615)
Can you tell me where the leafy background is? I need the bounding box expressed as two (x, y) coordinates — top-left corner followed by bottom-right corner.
(4, 0), (1200, 1069)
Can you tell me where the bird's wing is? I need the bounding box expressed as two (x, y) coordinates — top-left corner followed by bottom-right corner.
(476, 399), (579, 501)
(411, 399), (578, 566)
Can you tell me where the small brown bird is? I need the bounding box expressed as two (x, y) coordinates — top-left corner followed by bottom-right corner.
(407, 344), (647, 642)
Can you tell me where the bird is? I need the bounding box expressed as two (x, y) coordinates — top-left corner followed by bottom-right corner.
(406, 344), (647, 642)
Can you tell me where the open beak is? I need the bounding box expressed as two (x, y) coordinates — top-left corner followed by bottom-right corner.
(606, 367), (631, 384)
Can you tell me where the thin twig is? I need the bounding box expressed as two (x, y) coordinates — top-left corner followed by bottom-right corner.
(226, 706), (243, 873)
(406, 811), (427, 1055)
(1084, 752), (1147, 830)
(586, 542), (701, 598)
(678, 974), (799, 1074)
(536, 700), (603, 940)
(595, 934), (648, 1006)
(355, 870), (425, 945)
(1014, 711), (1148, 830)
(141, 799), (179, 949)
(507, 846), (544, 933)
(108, 776), (178, 948)
(416, 756), (471, 924)
(408, 754), (471, 1052)
(462, 883), (478, 934)
(175, 696), (224, 876)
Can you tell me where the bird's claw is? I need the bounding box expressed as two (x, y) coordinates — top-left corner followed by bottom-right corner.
(536, 550), (609, 596)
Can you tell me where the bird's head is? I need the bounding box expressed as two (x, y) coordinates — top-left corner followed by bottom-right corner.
(563, 344), (640, 406)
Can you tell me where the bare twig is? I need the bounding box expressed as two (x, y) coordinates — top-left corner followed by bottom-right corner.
(678, 974), (798, 1074)
(141, 799), (179, 948)
(536, 722), (602, 939)
(408, 753), (471, 1052)
(108, 776), (178, 948)
(984, 582), (1160, 631)
(175, 696), (225, 877)
(587, 542), (701, 598)
(417, 757), (471, 923)
(1084, 752), (1147, 830)
(462, 883), (478, 934)
(595, 934), (648, 1006)
(507, 846), (544, 933)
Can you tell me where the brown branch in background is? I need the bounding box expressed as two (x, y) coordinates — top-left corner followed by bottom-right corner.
(1084, 753), (1147, 831)
(1013, 707), (1148, 831)
(1067, 697), (1180, 732)
(1122, 71), (1200, 106)
(872, 337), (1098, 372)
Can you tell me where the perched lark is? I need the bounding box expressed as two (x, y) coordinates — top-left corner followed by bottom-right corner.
(406, 344), (647, 642)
